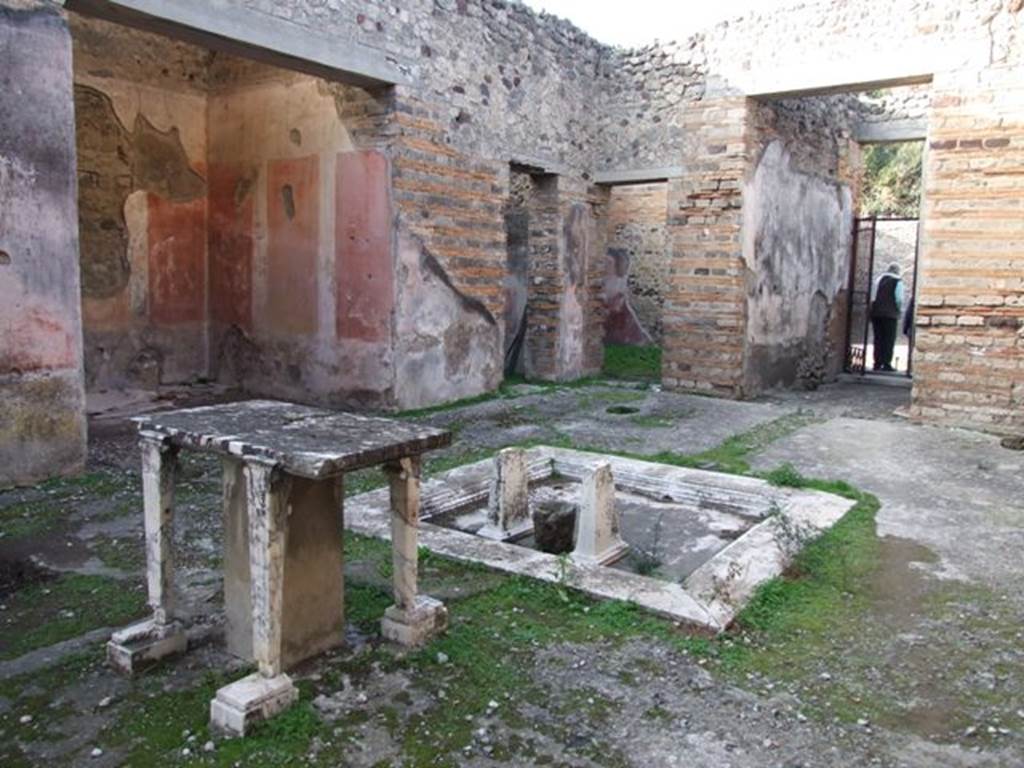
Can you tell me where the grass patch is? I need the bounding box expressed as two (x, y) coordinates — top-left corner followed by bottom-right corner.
(628, 413), (679, 428)
(90, 535), (146, 572)
(0, 470), (140, 540)
(602, 344), (661, 381)
(576, 388), (647, 411)
(0, 573), (146, 660)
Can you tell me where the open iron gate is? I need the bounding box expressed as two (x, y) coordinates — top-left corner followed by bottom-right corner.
(843, 216), (920, 377)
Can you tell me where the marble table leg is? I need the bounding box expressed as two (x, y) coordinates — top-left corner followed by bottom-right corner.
(108, 432), (188, 674)
(211, 459), (297, 736)
(380, 456), (448, 646)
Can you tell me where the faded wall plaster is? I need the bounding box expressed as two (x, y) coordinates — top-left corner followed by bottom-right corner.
(0, 3), (87, 486)
(206, 59), (399, 408)
(742, 140), (853, 393)
(394, 227), (501, 409)
(72, 14), (209, 390)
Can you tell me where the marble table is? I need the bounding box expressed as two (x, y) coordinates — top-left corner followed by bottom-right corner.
(106, 400), (451, 736)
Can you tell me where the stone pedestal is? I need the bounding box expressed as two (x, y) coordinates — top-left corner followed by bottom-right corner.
(381, 595), (449, 646)
(479, 447), (531, 540)
(107, 617), (187, 674)
(382, 458), (448, 646)
(222, 459), (345, 669)
(572, 461), (628, 566)
(210, 672), (299, 737)
(109, 433), (187, 674)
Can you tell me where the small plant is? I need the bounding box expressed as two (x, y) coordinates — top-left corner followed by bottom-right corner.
(555, 552), (572, 603)
(765, 463), (807, 488)
(766, 502), (818, 563)
(631, 513), (665, 576)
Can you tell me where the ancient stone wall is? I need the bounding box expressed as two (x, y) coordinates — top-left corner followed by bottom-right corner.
(604, 183), (668, 345)
(71, 15), (210, 391)
(0, 1), (87, 487)
(595, 42), (705, 172)
(3, 0), (1023, 493)
(235, 1), (612, 387)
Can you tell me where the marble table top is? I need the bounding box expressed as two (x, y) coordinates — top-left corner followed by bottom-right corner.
(133, 400), (452, 478)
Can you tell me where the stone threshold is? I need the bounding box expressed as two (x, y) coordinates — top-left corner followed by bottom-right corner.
(345, 447), (855, 633)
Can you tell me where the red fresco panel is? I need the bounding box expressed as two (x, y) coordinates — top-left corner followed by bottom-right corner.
(336, 150), (393, 342)
(267, 156), (319, 337)
(208, 163), (254, 331)
(148, 194), (206, 325)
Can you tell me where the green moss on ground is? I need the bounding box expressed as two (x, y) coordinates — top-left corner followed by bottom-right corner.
(0, 471), (138, 540)
(7, 391), (1013, 762)
(0, 573), (146, 660)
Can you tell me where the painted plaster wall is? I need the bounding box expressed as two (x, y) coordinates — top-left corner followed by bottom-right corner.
(740, 99), (857, 393)
(71, 15), (210, 391)
(742, 140), (853, 392)
(206, 59), (400, 408)
(604, 183), (668, 346)
(0, 2), (87, 487)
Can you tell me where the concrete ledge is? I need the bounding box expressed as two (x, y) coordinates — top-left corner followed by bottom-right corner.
(346, 447), (856, 632)
(593, 167), (685, 185)
(64, 0), (408, 88)
(854, 119), (928, 143)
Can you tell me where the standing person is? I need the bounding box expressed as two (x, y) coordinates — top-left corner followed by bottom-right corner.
(870, 263), (905, 372)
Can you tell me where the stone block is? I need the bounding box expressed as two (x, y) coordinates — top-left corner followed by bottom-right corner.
(107, 617), (187, 675)
(533, 500), (577, 554)
(381, 595), (448, 647)
(479, 448), (531, 540)
(572, 462), (629, 566)
(223, 468), (345, 670)
(209, 673), (299, 737)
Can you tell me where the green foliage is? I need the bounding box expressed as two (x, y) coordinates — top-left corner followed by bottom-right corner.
(764, 462), (806, 488)
(861, 141), (923, 217)
(602, 344), (662, 381)
(736, 485), (880, 635)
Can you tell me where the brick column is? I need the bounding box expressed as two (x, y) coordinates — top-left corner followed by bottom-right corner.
(662, 97), (755, 397)
(912, 67), (1024, 433)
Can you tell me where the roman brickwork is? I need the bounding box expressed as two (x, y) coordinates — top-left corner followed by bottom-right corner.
(0, 0), (1021, 484)
(662, 97), (753, 396)
(912, 65), (1024, 433)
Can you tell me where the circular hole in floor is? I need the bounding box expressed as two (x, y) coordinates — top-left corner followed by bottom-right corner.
(606, 405), (640, 415)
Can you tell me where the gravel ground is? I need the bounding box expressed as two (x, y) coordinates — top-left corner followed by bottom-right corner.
(1, 380), (1021, 767)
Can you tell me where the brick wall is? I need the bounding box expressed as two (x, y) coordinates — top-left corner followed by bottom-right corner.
(661, 98), (752, 396)
(912, 65), (1024, 433)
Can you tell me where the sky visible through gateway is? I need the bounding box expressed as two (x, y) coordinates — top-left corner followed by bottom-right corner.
(523, 0), (792, 48)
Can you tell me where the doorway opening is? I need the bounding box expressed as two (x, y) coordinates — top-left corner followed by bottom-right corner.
(599, 180), (669, 382)
(845, 216), (921, 377)
(844, 140), (925, 379)
(503, 164), (559, 378)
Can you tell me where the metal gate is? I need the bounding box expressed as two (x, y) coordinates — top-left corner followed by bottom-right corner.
(843, 216), (920, 377)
